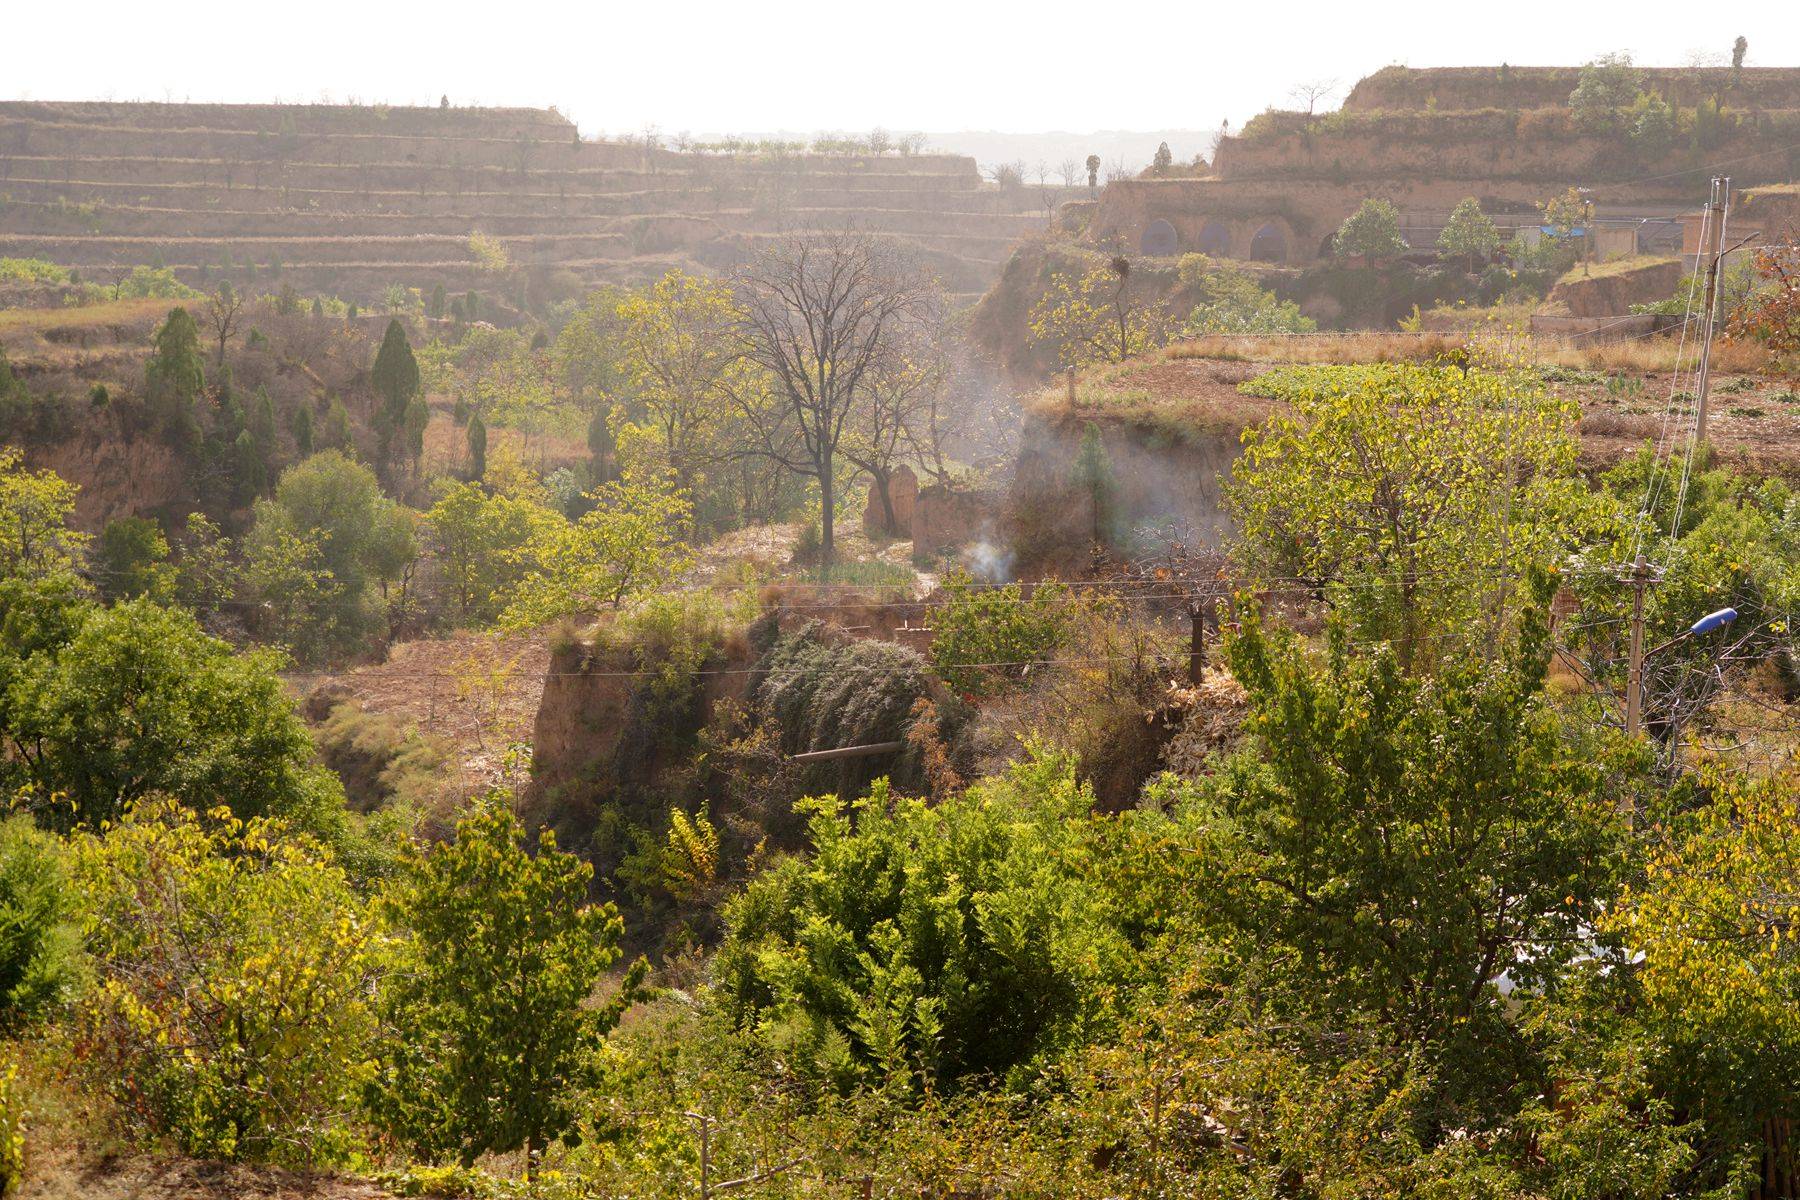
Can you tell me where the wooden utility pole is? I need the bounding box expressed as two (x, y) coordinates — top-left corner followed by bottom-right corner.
(1189, 601), (1207, 684)
(1186, 594), (1218, 685)
(1694, 175), (1730, 445)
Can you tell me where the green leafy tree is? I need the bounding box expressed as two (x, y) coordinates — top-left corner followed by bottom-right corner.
(241, 523), (341, 660)
(1074, 421), (1116, 544)
(403, 395), (429, 473)
(1151, 141), (1173, 175)
(71, 800), (378, 1165)
(368, 799), (642, 1177)
(1189, 607), (1629, 1092)
(613, 270), (751, 497)
(291, 402), (315, 457)
(0, 815), (79, 1033)
(1028, 258), (1175, 369)
(428, 282), (447, 320)
(2, 598), (345, 834)
(94, 515), (174, 603)
(1332, 198), (1408, 260)
(0, 448), (89, 581)
(714, 753), (1140, 1089)
(1436, 197), (1502, 271)
(371, 319), (421, 468)
(1602, 763), (1800, 1166)
(320, 397), (353, 452)
(173, 512), (237, 622)
(423, 481), (553, 624)
(233, 429), (266, 501)
(1230, 362), (1596, 671)
(1628, 91), (1676, 159)
(1569, 52), (1645, 132)
(1182, 261), (1317, 334)
(244, 450), (410, 655)
(500, 472), (693, 626)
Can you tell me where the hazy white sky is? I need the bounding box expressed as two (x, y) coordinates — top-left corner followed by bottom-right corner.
(11, 0), (1799, 135)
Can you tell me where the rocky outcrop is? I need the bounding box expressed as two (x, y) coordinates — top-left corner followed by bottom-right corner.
(862, 464), (917, 538)
(1540, 258), (1683, 318)
(913, 482), (1000, 559)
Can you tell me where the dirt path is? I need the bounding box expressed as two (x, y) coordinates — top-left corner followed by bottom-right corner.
(22, 1151), (390, 1200)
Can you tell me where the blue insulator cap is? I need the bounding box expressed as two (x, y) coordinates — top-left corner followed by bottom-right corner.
(1689, 607), (1739, 636)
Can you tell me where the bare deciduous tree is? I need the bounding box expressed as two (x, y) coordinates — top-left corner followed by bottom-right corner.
(731, 232), (932, 565)
(1057, 158), (1081, 189)
(1289, 79), (1339, 116)
(203, 280), (243, 372)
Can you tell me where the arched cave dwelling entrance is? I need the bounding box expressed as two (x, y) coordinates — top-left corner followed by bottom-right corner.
(1249, 223), (1288, 262)
(1139, 218), (1179, 257)
(1198, 221), (1231, 257)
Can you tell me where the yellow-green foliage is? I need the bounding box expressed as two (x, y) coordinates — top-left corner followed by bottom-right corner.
(468, 231), (510, 274)
(0, 448), (89, 581)
(1231, 361), (1594, 669)
(499, 472), (694, 627)
(931, 572), (1072, 696)
(1028, 263), (1175, 369)
(0, 1063), (23, 1197)
(69, 801), (380, 1166)
(0, 259), (71, 286)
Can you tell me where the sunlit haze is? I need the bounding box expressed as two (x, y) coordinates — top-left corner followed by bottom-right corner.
(14, 0), (1799, 139)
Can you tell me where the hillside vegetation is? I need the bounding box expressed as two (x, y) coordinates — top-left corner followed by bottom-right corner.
(8, 47), (1800, 1200)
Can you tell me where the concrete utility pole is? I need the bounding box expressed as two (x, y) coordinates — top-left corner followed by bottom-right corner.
(1624, 554), (1657, 742)
(1694, 175), (1731, 445)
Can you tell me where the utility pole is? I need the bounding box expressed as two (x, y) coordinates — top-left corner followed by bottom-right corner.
(1694, 175), (1730, 445)
(1624, 554), (1656, 741)
(1188, 598), (1208, 685)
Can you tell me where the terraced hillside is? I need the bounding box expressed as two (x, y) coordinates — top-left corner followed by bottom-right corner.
(0, 101), (1047, 306)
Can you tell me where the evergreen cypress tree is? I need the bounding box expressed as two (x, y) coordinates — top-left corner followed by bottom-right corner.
(292, 404), (315, 457)
(146, 307), (205, 446)
(322, 398), (353, 453)
(1074, 421), (1116, 546)
(466, 413), (487, 480)
(370, 319), (421, 467)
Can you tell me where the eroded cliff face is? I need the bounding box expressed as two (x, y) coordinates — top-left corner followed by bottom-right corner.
(1009, 393), (1251, 571)
(26, 422), (192, 528)
(527, 632), (758, 842)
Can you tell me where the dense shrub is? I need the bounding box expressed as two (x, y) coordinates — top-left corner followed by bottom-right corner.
(756, 621), (934, 793)
(368, 799), (642, 1173)
(713, 752), (1144, 1089)
(1, 597), (346, 836)
(70, 801), (380, 1165)
(930, 573), (1070, 696)
(0, 817), (79, 1033)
